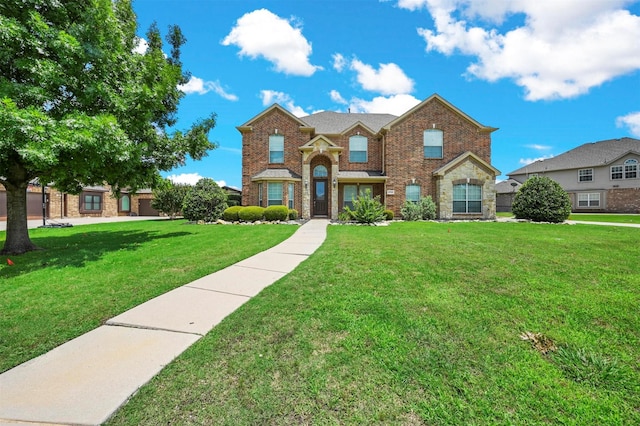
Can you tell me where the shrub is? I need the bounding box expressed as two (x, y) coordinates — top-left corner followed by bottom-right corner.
(338, 211), (352, 222)
(419, 196), (437, 220)
(512, 176), (571, 223)
(151, 179), (191, 219)
(182, 178), (228, 222)
(288, 209), (298, 220)
(384, 209), (394, 220)
(222, 205), (243, 221)
(401, 196), (437, 221)
(401, 201), (422, 221)
(344, 189), (386, 224)
(238, 206), (265, 222)
(264, 205), (289, 221)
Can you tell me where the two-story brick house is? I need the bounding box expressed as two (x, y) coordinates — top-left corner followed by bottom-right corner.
(239, 94), (500, 220)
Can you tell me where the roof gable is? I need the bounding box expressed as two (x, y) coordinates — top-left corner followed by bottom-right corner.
(237, 103), (310, 133)
(433, 151), (500, 177)
(382, 93), (498, 133)
(300, 111), (396, 134)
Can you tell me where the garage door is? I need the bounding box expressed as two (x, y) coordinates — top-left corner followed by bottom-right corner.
(138, 199), (160, 216)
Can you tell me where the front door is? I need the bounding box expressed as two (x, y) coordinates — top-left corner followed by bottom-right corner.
(313, 179), (328, 216)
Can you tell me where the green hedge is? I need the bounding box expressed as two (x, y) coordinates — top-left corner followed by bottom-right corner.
(222, 206), (243, 221)
(238, 206), (266, 222)
(264, 205), (289, 221)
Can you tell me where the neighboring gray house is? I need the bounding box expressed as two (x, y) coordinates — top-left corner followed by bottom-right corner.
(508, 137), (640, 213)
(495, 178), (522, 212)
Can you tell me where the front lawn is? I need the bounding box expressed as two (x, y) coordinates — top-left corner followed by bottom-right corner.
(108, 222), (640, 425)
(569, 213), (640, 224)
(0, 220), (297, 373)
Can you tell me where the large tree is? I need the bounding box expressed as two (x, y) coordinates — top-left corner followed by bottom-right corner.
(0, 0), (216, 254)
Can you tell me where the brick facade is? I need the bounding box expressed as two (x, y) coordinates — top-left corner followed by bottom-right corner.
(605, 188), (640, 213)
(239, 94), (499, 220)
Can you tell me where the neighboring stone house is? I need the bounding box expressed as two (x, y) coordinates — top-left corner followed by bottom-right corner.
(0, 184), (158, 221)
(238, 94), (500, 220)
(508, 137), (640, 213)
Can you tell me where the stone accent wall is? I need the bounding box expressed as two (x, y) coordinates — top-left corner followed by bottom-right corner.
(606, 188), (640, 213)
(436, 159), (496, 219)
(384, 98), (493, 216)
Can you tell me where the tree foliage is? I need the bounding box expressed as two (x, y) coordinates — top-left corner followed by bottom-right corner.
(151, 179), (191, 219)
(401, 196), (437, 221)
(182, 178), (228, 223)
(512, 176), (572, 223)
(0, 0), (216, 254)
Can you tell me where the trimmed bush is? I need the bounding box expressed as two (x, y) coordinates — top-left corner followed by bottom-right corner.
(338, 211), (352, 222)
(264, 205), (289, 221)
(384, 209), (394, 220)
(238, 206), (265, 222)
(512, 176), (571, 223)
(222, 206), (243, 221)
(288, 209), (298, 220)
(182, 178), (228, 222)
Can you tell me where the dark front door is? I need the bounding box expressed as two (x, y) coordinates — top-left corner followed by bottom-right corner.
(313, 179), (328, 216)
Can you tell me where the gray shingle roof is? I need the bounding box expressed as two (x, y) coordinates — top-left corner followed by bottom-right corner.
(300, 111), (397, 134)
(508, 137), (640, 175)
(251, 168), (301, 180)
(495, 178), (522, 194)
(337, 171), (387, 179)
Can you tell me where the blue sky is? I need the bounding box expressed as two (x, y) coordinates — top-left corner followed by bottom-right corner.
(132, 0), (640, 188)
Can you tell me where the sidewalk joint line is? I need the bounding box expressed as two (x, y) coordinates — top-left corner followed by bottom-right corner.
(183, 285), (254, 299)
(105, 322), (204, 337)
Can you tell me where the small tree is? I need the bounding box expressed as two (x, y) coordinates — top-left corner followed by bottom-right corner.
(512, 176), (572, 223)
(344, 189), (386, 224)
(182, 178), (228, 222)
(151, 179), (191, 219)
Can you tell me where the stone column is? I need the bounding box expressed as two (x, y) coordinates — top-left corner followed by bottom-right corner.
(331, 164), (339, 220)
(302, 163), (311, 219)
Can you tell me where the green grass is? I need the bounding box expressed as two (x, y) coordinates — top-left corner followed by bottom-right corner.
(569, 213), (640, 224)
(0, 220), (297, 373)
(107, 222), (640, 425)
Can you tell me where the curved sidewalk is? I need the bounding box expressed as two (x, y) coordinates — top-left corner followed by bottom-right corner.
(0, 219), (329, 426)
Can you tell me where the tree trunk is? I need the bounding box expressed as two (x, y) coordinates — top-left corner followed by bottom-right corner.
(1, 180), (39, 255)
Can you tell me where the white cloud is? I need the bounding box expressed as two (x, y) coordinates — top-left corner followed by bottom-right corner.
(167, 173), (227, 187)
(133, 37), (148, 54)
(406, 0), (640, 101)
(332, 53), (346, 72)
(525, 144), (552, 151)
(178, 76), (238, 101)
(330, 90), (348, 104)
(221, 9), (322, 76)
(616, 111), (640, 137)
(349, 94), (421, 115)
(519, 155), (554, 166)
(260, 90), (307, 117)
(350, 59), (415, 95)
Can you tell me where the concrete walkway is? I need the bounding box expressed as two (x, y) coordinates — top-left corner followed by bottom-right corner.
(0, 219), (329, 426)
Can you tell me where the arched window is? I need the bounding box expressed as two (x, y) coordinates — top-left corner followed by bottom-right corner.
(313, 165), (328, 177)
(119, 194), (131, 212)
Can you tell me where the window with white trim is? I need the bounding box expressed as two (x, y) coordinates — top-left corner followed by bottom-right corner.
(578, 193), (600, 207)
(578, 168), (593, 182)
(267, 182), (283, 206)
(611, 165), (623, 180)
(424, 129), (443, 158)
(269, 134), (284, 163)
(349, 135), (368, 163)
(624, 159), (638, 179)
(453, 183), (481, 213)
(406, 184), (420, 203)
(258, 183), (263, 207)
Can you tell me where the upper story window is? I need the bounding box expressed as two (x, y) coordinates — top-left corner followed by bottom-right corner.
(269, 134), (284, 163)
(424, 129), (443, 159)
(625, 159), (638, 179)
(349, 135), (368, 163)
(611, 159), (638, 180)
(578, 168), (593, 182)
(406, 184), (420, 203)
